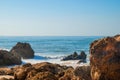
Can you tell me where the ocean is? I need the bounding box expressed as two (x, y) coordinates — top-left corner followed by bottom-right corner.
(0, 36), (103, 65)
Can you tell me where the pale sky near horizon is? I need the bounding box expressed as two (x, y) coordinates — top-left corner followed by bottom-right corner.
(0, 0), (120, 36)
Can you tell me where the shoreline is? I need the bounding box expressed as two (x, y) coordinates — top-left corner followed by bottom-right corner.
(0, 35), (119, 80)
(1, 59), (89, 69)
(22, 58), (89, 68)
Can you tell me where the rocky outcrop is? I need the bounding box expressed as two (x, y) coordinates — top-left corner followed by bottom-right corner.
(10, 42), (34, 59)
(90, 35), (120, 80)
(0, 62), (91, 80)
(62, 51), (87, 62)
(0, 50), (21, 66)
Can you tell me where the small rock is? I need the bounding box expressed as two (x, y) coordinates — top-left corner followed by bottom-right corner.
(61, 51), (87, 63)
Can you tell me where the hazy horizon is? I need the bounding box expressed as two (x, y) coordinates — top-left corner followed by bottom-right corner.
(0, 0), (120, 36)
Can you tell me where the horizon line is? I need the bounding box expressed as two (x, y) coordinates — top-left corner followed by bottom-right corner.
(0, 34), (110, 37)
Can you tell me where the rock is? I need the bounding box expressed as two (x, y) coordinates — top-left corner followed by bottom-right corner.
(0, 75), (14, 80)
(80, 51), (86, 60)
(62, 51), (87, 62)
(90, 35), (120, 80)
(61, 52), (78, 60)
(77, 59), (86, 64)
(10, 42), (34, 59)
(0, 50), (21, 66)
(14, 63), (33, 80)
(13, 62), (66, 80)
(13, 62), (79, 80)
(77, 51), (87, 63)
(74, 66), (91, 80)
(59, 67), (77, 80)
(29, 72), (57, 80)
(0, 68), (14, 75)
(0, 62), (92, 80)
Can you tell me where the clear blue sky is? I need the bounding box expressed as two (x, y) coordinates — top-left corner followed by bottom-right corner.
(0, 0), (120, 36)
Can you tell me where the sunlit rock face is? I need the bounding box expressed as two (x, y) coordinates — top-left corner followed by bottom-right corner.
(90, 35), (120, 80)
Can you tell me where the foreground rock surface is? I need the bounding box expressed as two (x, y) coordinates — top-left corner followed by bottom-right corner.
(0, 75), (14, 80)
(0, 50), (21, 66)
(0, 62), (91, 80)
(90, 35), (120, 80)
(10, 42), (34, 59)
(62, 51), (87, 62)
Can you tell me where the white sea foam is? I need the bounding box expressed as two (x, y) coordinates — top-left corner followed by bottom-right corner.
(0, 48), (10, 51)
(22, 58), (89, 68)
(35, 53), (65, 59)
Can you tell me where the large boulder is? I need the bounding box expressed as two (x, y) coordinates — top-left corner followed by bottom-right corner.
(10, 42), (34, 59)
(62, 51), (87, 62)
(90, 35), (120, 80)
(0, 50), (21, 66)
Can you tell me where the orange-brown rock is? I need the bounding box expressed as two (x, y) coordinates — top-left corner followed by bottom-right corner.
(0, 62), (91, 80)
(27, 62), (74, 80)
(14, 63), (33, 80)
(90, 35), (120, 80)
(74, 66), (91, 80)
(0, 75), (14, 80)
(0, 68), (13, 75)
(29, 72), (57, 80)
(59, 67), (75, 80)
(0, 68), (14, 80)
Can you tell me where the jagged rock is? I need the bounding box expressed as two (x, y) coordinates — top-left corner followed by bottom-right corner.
(62, 51), (87, 62)
(10, 42), (34, 59)
(29, 72), (57, 80)
(90, 35), (120, 80)
(59, 68), (76, 80)
(14, 63), (33, 80)
(80, 51), (86, 60)
(0, 62), (92, 80)
(74, 66), (91, 80)
(0, 50), (21, 66)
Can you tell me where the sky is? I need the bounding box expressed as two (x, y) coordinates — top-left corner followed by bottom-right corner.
(0, 0), (120, 36)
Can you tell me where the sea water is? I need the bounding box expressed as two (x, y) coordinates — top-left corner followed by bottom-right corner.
(0, 36), (103, 66)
